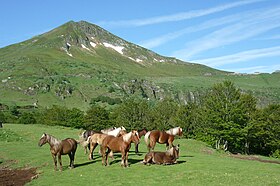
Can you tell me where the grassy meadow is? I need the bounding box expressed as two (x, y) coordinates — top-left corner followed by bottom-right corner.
(0, 124), (280, 186)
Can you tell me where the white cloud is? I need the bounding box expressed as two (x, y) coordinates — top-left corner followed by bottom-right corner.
(193, 46), (280, 68)
(98, 0), (264, 27)
(173, 7), (280, 60)
(140, 11), (249, 49)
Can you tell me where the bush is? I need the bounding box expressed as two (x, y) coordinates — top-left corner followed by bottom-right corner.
(19, 112), (36, 124)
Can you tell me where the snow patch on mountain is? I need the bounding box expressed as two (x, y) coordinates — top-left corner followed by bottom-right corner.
(103, 42), (124, 54)
(81, 44), (90, 51)
(90, 42), (96, 47)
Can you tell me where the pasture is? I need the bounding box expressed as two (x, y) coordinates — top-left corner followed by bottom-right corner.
(0, 124), (280, 186)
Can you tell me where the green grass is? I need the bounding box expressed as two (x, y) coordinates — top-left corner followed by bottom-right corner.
(0, 124), (280, 185)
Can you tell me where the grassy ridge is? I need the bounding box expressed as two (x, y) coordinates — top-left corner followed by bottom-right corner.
(0, 124), (279, 185)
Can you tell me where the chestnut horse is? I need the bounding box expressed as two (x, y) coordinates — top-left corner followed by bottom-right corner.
(135, 128), (148, 154)
(87, 127), (126, 160)
(142, 144), (180, 165)
(38, 133), (77, 171)
(101, 130), (140, 167)
(145, 127), (183, 151)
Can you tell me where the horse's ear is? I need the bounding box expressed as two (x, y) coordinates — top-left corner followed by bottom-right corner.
(177, 144), (180, 148)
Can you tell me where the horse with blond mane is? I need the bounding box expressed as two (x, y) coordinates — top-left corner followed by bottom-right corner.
(101, 130), (139, 167)
(38, 133), (77, 171)
(145, 127), (182, 151)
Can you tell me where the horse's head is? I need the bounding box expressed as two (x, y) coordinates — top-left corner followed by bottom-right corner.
(120, 126), (126, 131)
(178, 127), (183, 136)
(38, 133), (48, 147)
(131, 130), (140, 144)
(166, 144), (180, 158)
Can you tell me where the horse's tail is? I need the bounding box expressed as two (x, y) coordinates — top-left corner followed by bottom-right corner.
(144, 131), (151, 147)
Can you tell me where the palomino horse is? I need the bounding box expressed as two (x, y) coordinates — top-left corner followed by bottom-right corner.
(101, 130), (140, 167)
(135, 128), (148, 154)
(145, 127), (182, 151)
(87, 126), (126, 160)
(78, 130), (101, 154)
(142, 144), (180, 165)
(38, 133), (77, 171)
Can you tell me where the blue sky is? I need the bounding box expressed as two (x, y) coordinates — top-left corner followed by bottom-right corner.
(1, 0), (280, 73)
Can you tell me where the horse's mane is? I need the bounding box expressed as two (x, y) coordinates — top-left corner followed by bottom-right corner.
(45, 133), (61, 147)
(122, 131), (133, 142)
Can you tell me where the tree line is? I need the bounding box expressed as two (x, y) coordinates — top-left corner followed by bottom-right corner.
(0, 81), (279, 158)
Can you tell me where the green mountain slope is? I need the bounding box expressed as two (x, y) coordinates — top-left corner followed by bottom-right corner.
(0, 21), (279, 109)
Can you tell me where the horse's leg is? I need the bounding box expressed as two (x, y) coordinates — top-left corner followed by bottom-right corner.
(105, 148), (111, 166)
(89, 142), (97, 160)
(52, 154), (57, 171)
(121, 152), (125, 167)
(101, 146), (106, 166)
(68, 151), (75, 169)
(58, 153), (63, 171)
(168, 137), (174, 149)
(150, 139), (156, 151)
(135, 143), (139, 154)
(125, 151), (129, 167)
(109, 151), (114, 160)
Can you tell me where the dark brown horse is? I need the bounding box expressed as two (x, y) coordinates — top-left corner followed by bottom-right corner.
(135, 128), (148, 154)
(145, 127), (183, 151)
(142, 144), (180, 165)
(101, 130), (140, 167)
(38, 133), (77, 171)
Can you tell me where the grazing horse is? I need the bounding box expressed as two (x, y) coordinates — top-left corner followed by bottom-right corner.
(145, 127), (183, 152)
(135, 128), (148, 154)
(38, 133), (77, 171)
(101, 130), (140, 167)
(88, 127), (126, 160)
(142, 144), (180, 165)
(78, 130), (101, 154)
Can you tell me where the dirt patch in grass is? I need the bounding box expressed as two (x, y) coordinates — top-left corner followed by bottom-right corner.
(0, 167), (38, 186)
(230, 154), (280, 164)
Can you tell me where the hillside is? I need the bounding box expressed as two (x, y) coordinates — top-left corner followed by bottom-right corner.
(0, 20), (279, 109)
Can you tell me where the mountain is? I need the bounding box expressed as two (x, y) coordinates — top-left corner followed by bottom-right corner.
(0, 21), (279, 110)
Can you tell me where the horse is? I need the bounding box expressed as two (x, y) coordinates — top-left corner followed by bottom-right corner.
(78, 130), (101, 154)
(145, 127), (183, 152)
(38, 133), (77, 171)
(101, 127), (116, 134)
(102, 126), (126, 137)
(87, 126), (126, 160)
(101, 130), (140, 167)
(142, 144), (180, 165)
(135, 128), (148, 154)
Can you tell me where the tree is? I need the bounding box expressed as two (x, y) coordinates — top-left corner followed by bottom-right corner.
(111, 97), (151, 130)
(151, 98), (179, 130)
(202, 81), (256, 153)
(249, 104), (280, 156)
(84, 105), (110, 130)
